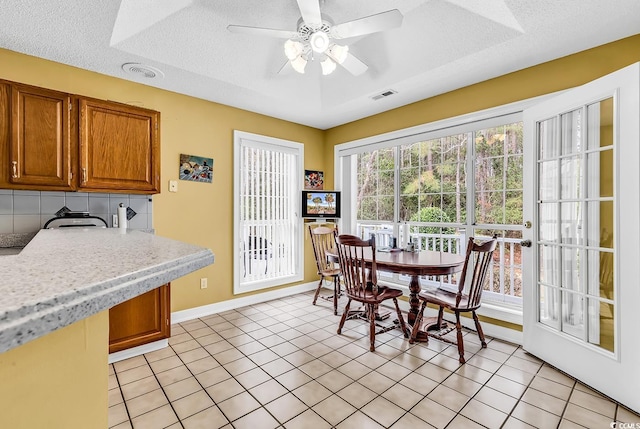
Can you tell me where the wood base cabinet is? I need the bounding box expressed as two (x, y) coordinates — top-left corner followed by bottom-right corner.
(109, 284), (170, 354)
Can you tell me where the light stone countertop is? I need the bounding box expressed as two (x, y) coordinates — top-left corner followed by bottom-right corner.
(0, 228), (214, 354)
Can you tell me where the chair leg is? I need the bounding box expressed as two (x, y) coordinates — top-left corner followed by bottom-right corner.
(436, 306), (445, 328)
(472, 311), (487, 348)
(337, 299), (351, 334)
(455, 312), (465, 364)
(332, 275), (339, 315)
(392, 298), (408, 338)
(409, 301), (427, 344)
(312, 276), (324, 305)
(368, 303), (376, 352)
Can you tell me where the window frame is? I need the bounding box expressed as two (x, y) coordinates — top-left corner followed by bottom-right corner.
(233, 130), (304, 295)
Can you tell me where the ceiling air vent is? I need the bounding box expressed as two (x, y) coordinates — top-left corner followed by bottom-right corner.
(121, 63), (165, 79)
(371, 89), (397, 101)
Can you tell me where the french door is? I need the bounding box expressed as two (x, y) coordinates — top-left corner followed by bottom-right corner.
(522, 63), (640, 412)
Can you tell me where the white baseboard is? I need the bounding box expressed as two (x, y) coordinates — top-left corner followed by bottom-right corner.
(108, 339), (168, 364)
(172, 282), (318, 324)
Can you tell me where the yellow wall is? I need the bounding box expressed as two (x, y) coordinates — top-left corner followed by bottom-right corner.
(0, 48), (325, 312)
(0, 311), (108, 429)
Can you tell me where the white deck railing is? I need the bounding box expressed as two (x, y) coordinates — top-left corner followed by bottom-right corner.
(356, 223), (523, 305)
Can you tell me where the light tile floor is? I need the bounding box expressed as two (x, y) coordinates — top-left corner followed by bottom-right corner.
(108, 291), (640, 428)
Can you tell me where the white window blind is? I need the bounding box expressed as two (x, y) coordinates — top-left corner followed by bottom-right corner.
(233, 131), (303, 294)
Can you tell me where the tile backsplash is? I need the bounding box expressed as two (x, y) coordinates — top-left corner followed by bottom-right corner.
(0, 190), (153, 233)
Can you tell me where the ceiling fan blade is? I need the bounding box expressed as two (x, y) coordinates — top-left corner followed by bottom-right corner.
(296, 0), (322, 26)
(339, 52), (368, 76)
(330, 9), (403, 39)
(227, 25), (298, 39)
(277, 60), (294, 75)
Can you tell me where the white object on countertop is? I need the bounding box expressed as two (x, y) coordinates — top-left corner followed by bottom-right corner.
(117, 204), (127, 230)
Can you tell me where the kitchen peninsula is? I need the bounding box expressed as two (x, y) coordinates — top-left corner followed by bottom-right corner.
(0, 228), (214, 429)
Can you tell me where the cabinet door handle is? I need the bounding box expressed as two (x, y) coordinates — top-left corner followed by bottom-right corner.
(11, 161), (17, 178)
(82, 167), (87, 184)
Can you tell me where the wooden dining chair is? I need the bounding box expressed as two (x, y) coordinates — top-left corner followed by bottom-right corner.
(409, 235), (498, 363)
(309, 225), (342, 315)
(335, 234), (408, 352)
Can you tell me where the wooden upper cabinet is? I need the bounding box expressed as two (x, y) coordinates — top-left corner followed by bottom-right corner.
(9, 84), (75, 190)
(79, 98), (160, 193)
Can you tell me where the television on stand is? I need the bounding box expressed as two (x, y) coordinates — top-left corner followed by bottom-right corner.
(301, 190), (341, 219)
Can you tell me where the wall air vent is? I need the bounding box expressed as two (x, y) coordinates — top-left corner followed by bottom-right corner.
(121, 63), (165, 79)
(371, 89), (397, 101)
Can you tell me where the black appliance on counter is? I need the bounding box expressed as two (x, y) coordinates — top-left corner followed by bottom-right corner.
(44, 211), (108, 229)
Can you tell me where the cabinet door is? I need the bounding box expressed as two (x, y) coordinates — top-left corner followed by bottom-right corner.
(9, 84), (75, 189)
(109, 284), (170, 354)
(79, 98), (160, 193)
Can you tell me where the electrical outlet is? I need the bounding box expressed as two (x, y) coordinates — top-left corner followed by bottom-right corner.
(200, 278), (208, 289)
(112, 214), (118, 227)
(169, 180), (178, 192)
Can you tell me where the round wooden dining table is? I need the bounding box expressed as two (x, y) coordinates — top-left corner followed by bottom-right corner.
(328, 247), (466, 342)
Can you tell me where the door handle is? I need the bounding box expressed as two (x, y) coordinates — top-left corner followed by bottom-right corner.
(11, 161), (17, 178)
(520, 240), (532, 248)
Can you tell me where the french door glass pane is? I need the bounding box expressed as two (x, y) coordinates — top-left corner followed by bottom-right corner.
(587, 98), (613, 150)
(560, 156), (582, 199)
(560, 202), (582, 245)
(538, 117), (559, 159)
(588, 298), (614, 352)
(561, 247), (583, 293)
(539, 245), (559, 286)
(538, 161), (558, 201)
(538, 203), (558, 242)
(588, 249), (614, 299)
(561, 291), (584, 339)
(561, 109), (582, 155)
(588, 149), (613, 197)
(539, 284), (559, 327)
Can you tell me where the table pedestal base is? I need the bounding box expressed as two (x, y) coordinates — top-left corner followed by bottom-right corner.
(409, 316), (449, 342)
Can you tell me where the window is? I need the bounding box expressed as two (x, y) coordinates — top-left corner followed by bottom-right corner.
(233, 131), (303, 294)
(337, 109), (526, 310)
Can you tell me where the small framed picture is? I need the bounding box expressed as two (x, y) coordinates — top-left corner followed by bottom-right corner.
(304, 169), (324, 190)
(179, 154), (213, 183)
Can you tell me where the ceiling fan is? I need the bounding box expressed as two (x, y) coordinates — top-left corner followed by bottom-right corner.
(227, 0), (403, 76)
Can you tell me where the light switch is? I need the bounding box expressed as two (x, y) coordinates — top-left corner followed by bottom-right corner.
(169, 180), (178, 192)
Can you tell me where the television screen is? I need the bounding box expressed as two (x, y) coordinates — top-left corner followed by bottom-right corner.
(302, 190), (341, 218)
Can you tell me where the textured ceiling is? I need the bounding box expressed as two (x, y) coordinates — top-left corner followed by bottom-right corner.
(1, 0), (639, 129)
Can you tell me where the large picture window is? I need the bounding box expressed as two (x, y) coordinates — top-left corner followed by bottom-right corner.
(338, 111), (525, 308)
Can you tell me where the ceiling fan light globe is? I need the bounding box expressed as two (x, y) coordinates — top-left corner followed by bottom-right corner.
(321, 57), (336, 75)
(310, 31), (329, 53)
(284, 39), (304, 60)
(328, 44), (349, 64)
(291, 55), (307, 74)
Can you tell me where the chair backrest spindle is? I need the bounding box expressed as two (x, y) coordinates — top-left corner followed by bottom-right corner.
(455, 235), (498, 309)
(335, 234), (376, 301)
(308, 225), (338, 275)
